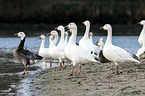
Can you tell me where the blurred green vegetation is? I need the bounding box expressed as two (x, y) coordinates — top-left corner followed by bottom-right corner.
(0, 0), (145, 24)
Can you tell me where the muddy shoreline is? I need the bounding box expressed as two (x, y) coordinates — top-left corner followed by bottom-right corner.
(16, 60), (145, 96)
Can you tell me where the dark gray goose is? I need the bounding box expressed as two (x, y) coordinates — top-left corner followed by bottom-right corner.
(13, 32), (43, 75)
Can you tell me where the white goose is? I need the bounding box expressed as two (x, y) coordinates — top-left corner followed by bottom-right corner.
(96, 37), (110, 63)
(38, 35), (53, 66)
(65, 23), (99, 76)
(79, 20), (99, 56)
(97, 38), (104, 50)
(55, 25), (67, 47)
(55, 25), (68, 69)
(101, 24), (140, 75)
(47, 30), (65, 70)
(89, 32), (93, 42)
(138, 20), (145, 46)
(89, 32), (100, 55)
(64, 32), (68, 44)
(136, 39), (145, 59)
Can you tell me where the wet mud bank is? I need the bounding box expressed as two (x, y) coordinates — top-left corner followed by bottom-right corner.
(16, 61), (145, 96)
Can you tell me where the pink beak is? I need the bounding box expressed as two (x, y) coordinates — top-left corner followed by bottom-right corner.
(65, 25), (69, 28)
(14, 33), (18, 36)
(47, 32), (51, 35)
(82, 22), (85, 24)
(54, 27), (58, 29)
(138, 22), (141, 24)
(100, 26), (104, 29)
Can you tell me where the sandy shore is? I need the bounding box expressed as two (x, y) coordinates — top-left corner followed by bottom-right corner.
(16, 61), (145, 96)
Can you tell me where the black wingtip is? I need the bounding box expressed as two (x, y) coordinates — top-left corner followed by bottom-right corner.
(132, 54), (138, 59)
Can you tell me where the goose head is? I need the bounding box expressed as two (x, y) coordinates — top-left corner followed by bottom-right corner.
(55, 25), (64, 31)
(138, 20), (145, 25)
(100, 24), (112, 30)
(64, 32), (68, 36)
(100, 38), (104, 41)
(82, 20), (90, 26)
(39, 35), (45, 40)
(47, 30), (58, 37)
(90, 32), (93, 36)
(14, 32), (26, 40)
(66, 23), (77, 30)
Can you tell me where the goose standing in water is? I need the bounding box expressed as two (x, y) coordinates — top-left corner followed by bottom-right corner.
(138, 20), (145, 46)
(100, 24), (140, 75)
(13, 32), (43, 75)
(65, 23), (100, 76)
(38, 35), (53, 67)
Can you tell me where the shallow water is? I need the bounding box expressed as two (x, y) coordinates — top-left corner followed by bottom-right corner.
(0, 35), (141, 95)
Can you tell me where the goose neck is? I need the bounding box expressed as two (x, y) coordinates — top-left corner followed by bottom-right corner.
(68, 28), (77, 45)
(59, 28), (65, 44)
(105, 29), (112, 46)
(141, 25), (145, 35)
(40, 39), (45, 49)
(84, 25), (90, 38)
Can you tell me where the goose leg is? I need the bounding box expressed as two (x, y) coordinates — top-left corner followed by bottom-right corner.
(59, 62), (62, 70)
(26, 65), (29, 74)
(69, 66), (75, 76)
(68, 60), (71, 66)
(77, 64), (81, 75)
(44, 59), (47, 67)
(23, 66), (27, 75)
(62, 60), (65, 70)
(115, 65), (118, 75)
(50, 59), (53, 68)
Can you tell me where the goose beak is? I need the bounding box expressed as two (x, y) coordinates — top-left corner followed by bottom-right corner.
(47, 33), (51, 35)
(38, 36), (41, 39)
(100, 26), (104, 29)
(82, 22), (85, 24)
(54, 27), (58, 29)
(65, 25), (68, 28)
(14, 33), (18, 35)
(138, 22), (141, 24)
(67, 30), (70, 32)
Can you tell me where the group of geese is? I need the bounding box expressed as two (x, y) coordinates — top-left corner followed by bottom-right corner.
(13, 20), (145, 76)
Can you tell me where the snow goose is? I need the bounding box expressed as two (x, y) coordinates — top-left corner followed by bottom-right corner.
(79, 20), (99, 56)
(97, 38), (110, 63)
(138, 20), (145, 46)
(13, 32), (43, 75)
(97, 38), (104, 50)
(55, 25), (68, 69)
(136, 39), (145, 59)
(47, 30), (65, 70)
(38, 35), (53, 67)
(89, 32), (100, 56)
(65, 23), (100, 76)
(100, 24), (140, 75)
(64, 32), (68, 44)
(89, 32), (93, 42)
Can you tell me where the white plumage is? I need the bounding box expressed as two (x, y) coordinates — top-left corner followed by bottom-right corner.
(38, 35), (53, 66)
(138, 20), (145, 46)
(101, 24), (140, 75)
(38, 35), (52, 59)
(65, 23), (99, 76)
(47, 30), (65, 70)
(79, 20), (99, 55)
